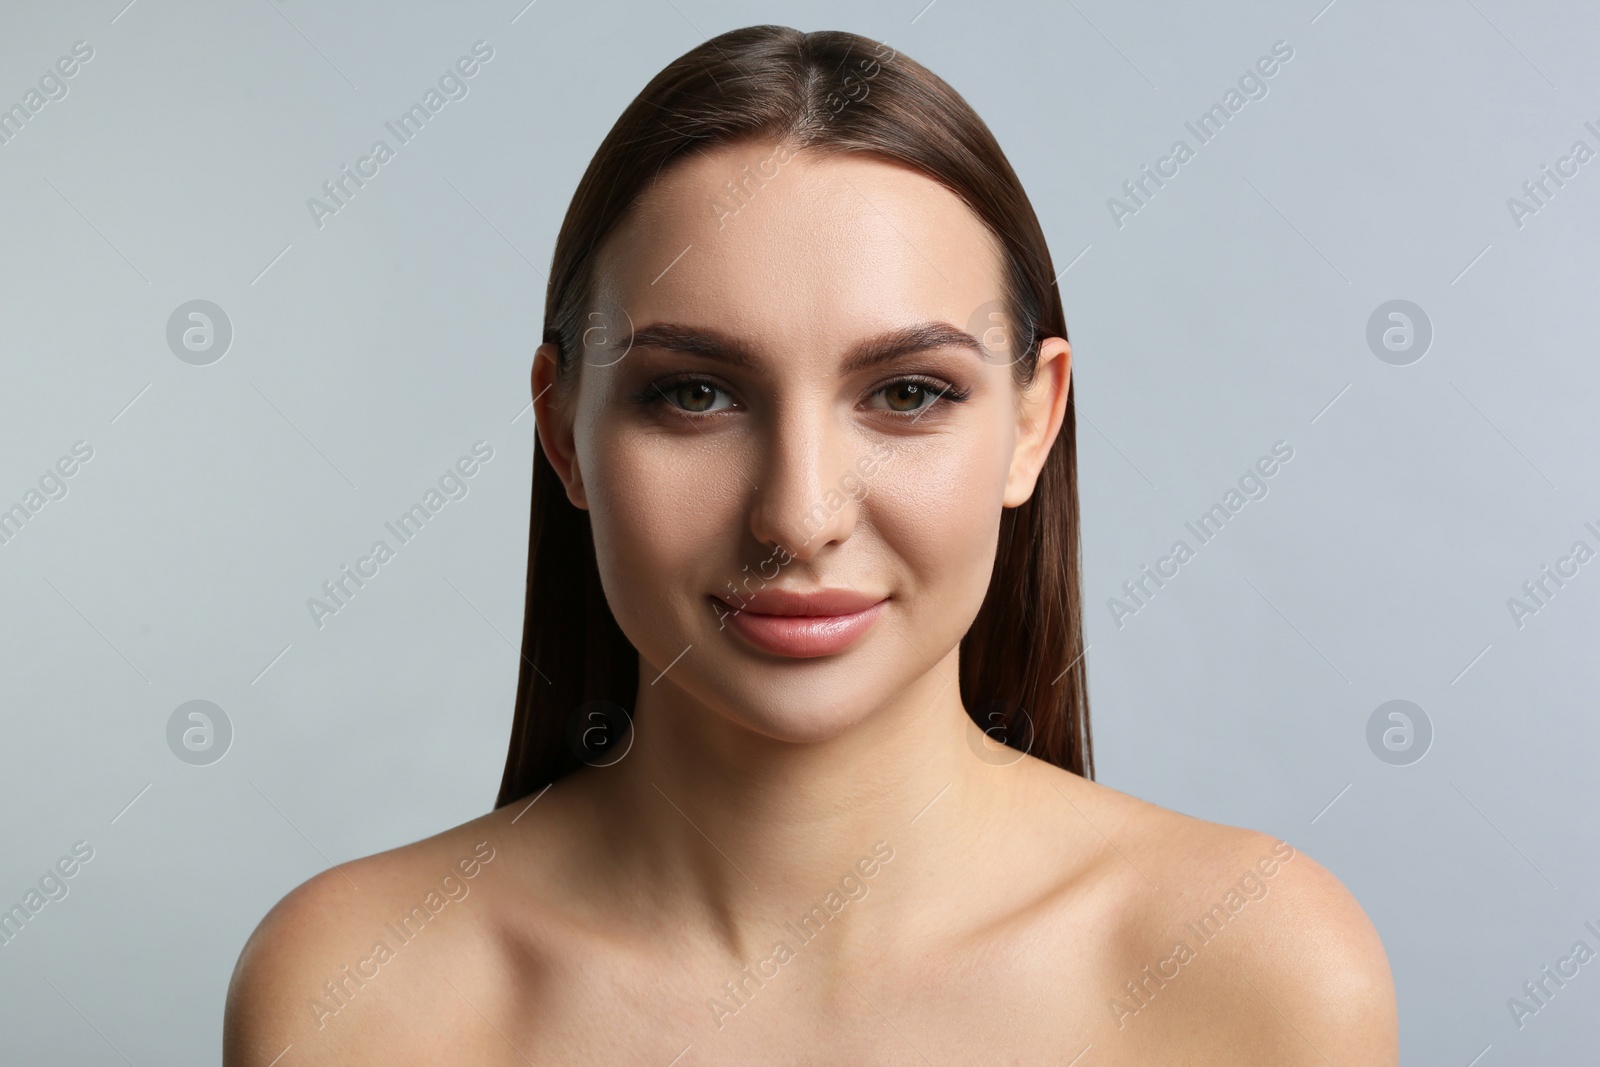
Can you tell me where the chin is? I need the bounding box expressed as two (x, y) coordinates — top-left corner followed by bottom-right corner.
(721, 701), (878, 746)
(683, 661), (887, 745)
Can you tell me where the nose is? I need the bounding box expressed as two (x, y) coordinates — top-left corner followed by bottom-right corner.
(747, 406), (862, 562)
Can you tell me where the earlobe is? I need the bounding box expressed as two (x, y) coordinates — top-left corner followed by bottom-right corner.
(564, 458), (588, 511)
(530, 343), (589, 510)
(1002, 338), (1071, 508)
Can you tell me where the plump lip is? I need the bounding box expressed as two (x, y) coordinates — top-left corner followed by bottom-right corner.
(722, 587), (884, 616)
(712, 588), (888, 658)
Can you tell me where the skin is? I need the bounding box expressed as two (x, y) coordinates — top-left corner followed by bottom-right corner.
(224, 143), (1399, 1064)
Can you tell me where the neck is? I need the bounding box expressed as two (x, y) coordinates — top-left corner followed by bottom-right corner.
(588, 645), (1002, 960)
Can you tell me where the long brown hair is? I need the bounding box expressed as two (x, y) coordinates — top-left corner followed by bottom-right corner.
(495, 24), (1092, 809)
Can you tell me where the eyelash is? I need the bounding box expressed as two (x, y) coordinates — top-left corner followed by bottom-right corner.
(630, 375), (973, 419)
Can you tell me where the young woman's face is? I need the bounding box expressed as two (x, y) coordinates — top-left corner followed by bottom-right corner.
(535, 142), (1069, 744)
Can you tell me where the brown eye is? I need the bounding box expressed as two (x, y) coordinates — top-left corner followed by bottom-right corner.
(866, 376), (970, 417)
(882, 381), (930, 412)
(662, 379), (733, 414)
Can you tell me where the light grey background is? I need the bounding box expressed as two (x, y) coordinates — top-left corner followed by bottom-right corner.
(1, 0), (1595, 1062)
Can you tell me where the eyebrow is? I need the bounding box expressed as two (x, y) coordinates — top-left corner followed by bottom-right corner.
(625, 320), (990, 372)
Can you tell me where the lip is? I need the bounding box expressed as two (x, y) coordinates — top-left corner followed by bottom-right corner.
(712, 588), (888, 658)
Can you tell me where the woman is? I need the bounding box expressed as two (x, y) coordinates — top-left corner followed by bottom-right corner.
(225, 25), (1397, 1064)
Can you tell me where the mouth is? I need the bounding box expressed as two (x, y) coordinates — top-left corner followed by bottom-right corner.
(711, 590), (888, 659)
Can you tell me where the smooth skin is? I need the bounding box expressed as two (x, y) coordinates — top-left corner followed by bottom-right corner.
(224, 143), (1398, 1064)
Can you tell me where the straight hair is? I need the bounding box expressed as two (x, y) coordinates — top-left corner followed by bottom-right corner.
(496, 24), (1092, 808)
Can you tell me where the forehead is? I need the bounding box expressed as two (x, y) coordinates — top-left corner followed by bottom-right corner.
(592, 143), (1005, 357)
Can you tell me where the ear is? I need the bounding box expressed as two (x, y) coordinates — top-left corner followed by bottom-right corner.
(1003, 337), (1071, 508)
(531, 342), (588, 510)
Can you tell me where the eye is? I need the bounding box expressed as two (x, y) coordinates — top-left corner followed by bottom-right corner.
(868, 376), (969, 415)
(642, 376), (736, 415)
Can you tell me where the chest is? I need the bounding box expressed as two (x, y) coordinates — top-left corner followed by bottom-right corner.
(478, 933), (1150, 1066)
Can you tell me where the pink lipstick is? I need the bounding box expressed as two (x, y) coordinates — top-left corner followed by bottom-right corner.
(713, 588), (887, 658)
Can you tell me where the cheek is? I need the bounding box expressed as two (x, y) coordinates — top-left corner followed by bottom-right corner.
(872, 433), (1009, 602)
(581, 429), (743, 633)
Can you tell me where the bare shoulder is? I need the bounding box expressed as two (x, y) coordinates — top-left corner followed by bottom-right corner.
(1030, 766), (1398, 1063)
(222, 809), (516, 1066)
